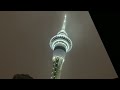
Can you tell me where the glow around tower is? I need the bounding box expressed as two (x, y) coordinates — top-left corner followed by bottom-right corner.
(49, 14), (72, 79)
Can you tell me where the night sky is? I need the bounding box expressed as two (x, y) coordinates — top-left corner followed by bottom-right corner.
(0, 11), (117, 79)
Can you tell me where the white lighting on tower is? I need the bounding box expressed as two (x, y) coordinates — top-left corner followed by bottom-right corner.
(49, 13), (72, 79)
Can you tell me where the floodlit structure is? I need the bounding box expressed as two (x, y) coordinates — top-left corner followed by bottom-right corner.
(49, 14), (73, 79)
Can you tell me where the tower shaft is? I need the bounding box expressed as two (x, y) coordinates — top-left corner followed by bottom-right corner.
(51, 56), (64, 79)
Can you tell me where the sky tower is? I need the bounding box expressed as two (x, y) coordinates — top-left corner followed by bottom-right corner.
(49, 14), (73, 79)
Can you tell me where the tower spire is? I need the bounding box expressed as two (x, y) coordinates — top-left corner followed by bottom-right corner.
(62, 14), (67, 30)
(57, 14), (68, 36)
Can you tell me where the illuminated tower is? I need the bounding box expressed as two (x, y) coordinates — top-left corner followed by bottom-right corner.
(49, 14), (72, 79)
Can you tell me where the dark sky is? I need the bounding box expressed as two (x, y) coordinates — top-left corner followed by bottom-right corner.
(0, 11), (118, 79)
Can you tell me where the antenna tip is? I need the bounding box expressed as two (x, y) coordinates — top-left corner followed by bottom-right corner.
(65, 14), (66, 18)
